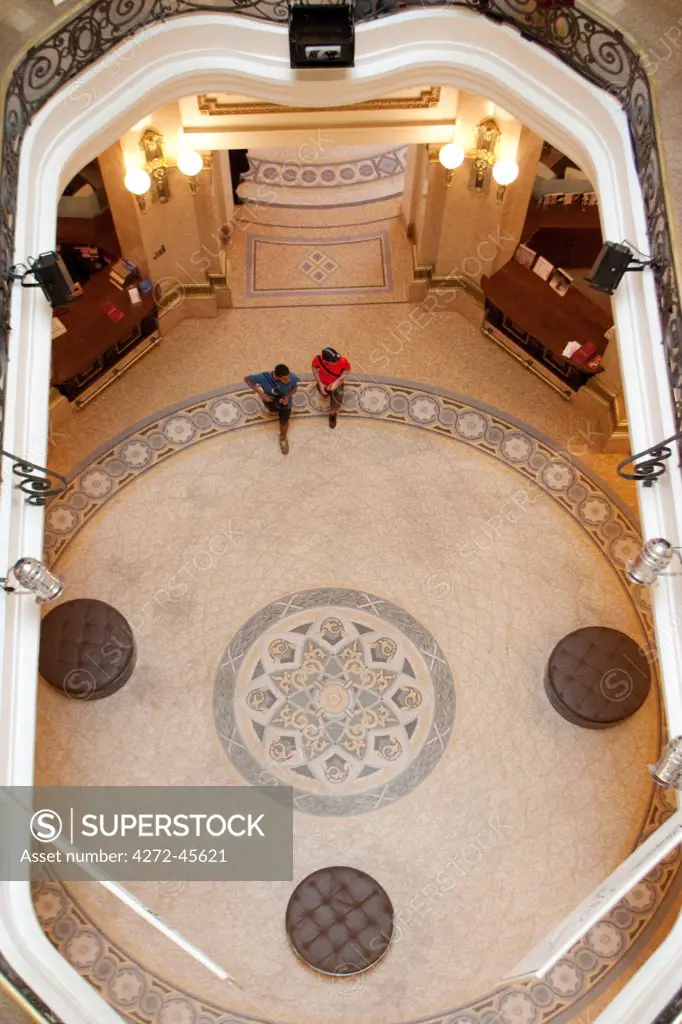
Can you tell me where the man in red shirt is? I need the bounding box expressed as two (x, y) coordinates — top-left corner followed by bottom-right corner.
(311, 347), (351, 429)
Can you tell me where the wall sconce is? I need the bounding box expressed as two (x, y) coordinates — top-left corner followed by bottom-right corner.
(1, 558), (63, 603)
(177, 150), (204, 195)
(438, 142), (465, 186)
(470, 118), (501, 193)
(649, 736), (682, 789)
(626, 538), (682, 586)
(124, 128), (171, 209)
(141, 127), (170, 203)
(492, 158), (520, 203)
(124, 168), (152, 212)
(438, 119), (519, 200)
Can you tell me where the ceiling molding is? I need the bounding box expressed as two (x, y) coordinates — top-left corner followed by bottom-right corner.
(196, 86), (442, 117)
(183, 118), (454, 135)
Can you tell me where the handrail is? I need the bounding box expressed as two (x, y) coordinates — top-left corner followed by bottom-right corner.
(617, 432), (682, 487)
(0, 953), (64, 1023)
(652, 986), (682, 1024)
(0, 450), (67, 506)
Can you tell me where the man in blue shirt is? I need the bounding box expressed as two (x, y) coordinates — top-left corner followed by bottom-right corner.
(244, 363), (299, 454)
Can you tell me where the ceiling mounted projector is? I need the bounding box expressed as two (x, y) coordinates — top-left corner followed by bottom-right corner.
(289, 2), (354, 69)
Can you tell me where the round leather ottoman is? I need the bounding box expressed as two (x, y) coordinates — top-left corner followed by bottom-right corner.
(545, 626), (651, 728)
(285, 866), (394, 976)
(39, 599), (136, 700)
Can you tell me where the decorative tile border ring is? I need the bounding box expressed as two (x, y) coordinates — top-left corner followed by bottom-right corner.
(36, 377), (681, 1024)
(1, 0), (680, 1015)
(243, 146), (408, 189)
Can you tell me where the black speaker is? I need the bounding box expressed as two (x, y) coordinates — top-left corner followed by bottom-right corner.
(289, 3), (354, 69)
(586, 242), (633, 294)
(29, 251), (77, 307)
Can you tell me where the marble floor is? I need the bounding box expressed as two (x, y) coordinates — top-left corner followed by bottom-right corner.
(38, 377), (678, 1024)
(38, 195), (682, 1024)
(228, 208), (412, 307)
(0, 0), (674, 1011)
(50, 302), (636, 515)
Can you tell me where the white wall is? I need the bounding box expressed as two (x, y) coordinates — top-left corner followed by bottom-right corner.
(1, 10), (681, 1024)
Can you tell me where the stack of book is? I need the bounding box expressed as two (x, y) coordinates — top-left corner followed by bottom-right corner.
(74, 245), (103, 269)
(109, 257), (138, 291)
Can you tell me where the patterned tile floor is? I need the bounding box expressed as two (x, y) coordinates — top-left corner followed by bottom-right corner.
(230, 216), (411, 307)
(215, 586), (456, 816)
(37, 380), (678, 1024)
(239, 145), (407, 207)
(40, 195), (672, 1022)
(49, 304), (637, 518)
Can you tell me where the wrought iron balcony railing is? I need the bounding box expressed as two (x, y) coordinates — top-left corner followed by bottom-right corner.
(618, 432), (682, 487)
(0, 952), (64, 1023)
(0, 451), (67, 506)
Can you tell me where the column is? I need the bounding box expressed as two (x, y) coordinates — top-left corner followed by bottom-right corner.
(108, 103), (222, 333)
(399, 144), (419, 236)
(97, 142), (147, 274)
(491, 125), (545, 274)
(415, 145), (449, 269)
(434, 125), (543, 285)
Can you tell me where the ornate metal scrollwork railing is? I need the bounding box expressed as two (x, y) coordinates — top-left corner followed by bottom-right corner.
(617, 432), (682, 487)
(0, 450), (67, 506)
(652, 984), (682, 1024)
(0, 951), (64, 1023)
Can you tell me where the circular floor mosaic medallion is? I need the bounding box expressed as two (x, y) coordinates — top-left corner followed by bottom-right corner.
(214, 588), (456, 815)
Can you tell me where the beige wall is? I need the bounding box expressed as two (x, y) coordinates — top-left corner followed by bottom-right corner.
(193, 167), (223, 276)
(98, 142), (148, 275)
(400, 144), (419, 230)
(492, 125), (544, 273)
(417, 153), (449, 268)
(120, 102), (185, 170)
(100, 138), (221, 329)
(434, 126), (541, 281)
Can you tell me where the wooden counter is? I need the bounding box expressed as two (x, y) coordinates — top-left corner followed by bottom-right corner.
(52, 269), (156, 397)
(481, 259), (613, 395)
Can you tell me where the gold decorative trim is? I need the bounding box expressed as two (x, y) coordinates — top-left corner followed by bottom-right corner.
(431, 274), (484, 305)
(412, 244), (432, 279)
(157, 276), (228, 311)
(411, 244), (484, 303)
(481, 324), (573, 401)
(196, 87), (441, 117)
(74, 332), (161, 410)
(184, 118), (453, 135)
(586, 375), (630, 448)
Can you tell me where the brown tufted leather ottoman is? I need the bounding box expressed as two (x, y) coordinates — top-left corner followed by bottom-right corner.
(545, 627), (651, 728)
(286, 866), (393, 976)
(39, 599), (136, 700)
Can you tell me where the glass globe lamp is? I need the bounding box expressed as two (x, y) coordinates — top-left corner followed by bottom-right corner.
(177, 151), (204, 177)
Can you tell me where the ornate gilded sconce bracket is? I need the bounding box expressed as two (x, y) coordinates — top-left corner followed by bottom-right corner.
(470, 118), (501, 194)
(140, 128), (170, 203)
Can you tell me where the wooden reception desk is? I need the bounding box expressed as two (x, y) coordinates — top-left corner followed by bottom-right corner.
(480, 260), (613, 398)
